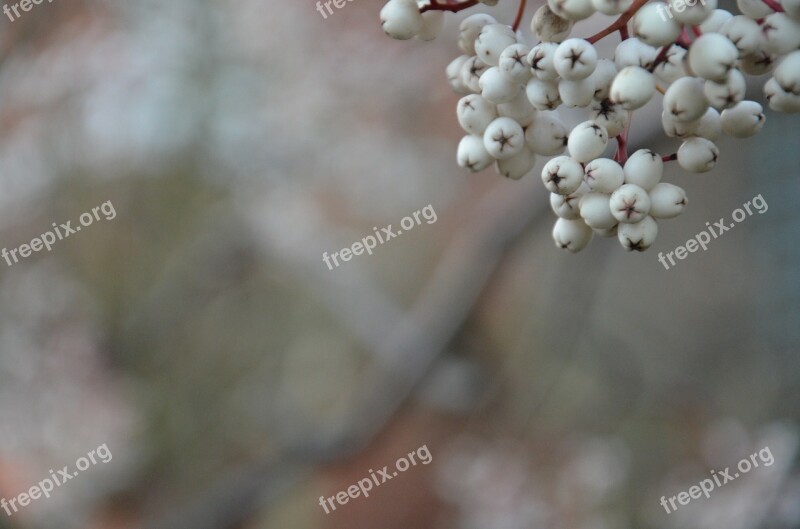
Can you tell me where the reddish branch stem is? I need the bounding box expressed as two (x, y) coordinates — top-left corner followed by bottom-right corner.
(586, 0), (648, 44)
(512, 0), (527, 32)
(691, 25), (702, 37)
(662, 153), (678, 162)
(761, 0), (784, 11)
(649, 45), (671, 72)
(421, 0), (480, 13)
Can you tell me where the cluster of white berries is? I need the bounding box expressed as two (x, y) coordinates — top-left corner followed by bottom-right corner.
(379, 0), (799, 253)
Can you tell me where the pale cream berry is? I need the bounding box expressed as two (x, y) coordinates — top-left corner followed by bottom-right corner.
(551, 182), (590, 219)
(483, 117), (525, 159)
(497, 91), (537, 127)
(693, 108), (723, 140)
(653, 45), (687, 84)
(617, 216), (658, 251)
(584, 158), (624, 193)
(579, 192), (619, 229)
(774, 51), (800, 96)
(720, 100), (766, 137)
(568, 120), (609, 163)
(528, 43), (560, 81)
(553, 218), (594, 252)
(380, 0), (423, 40)
(457, 94), (497, 134)
(677, 137), (719, 172)
(461, 56), (490, 93)
(649, 183), (688, 219)
(700, 9), (734, 33)
(661, 110), (701, 138)
(664, 77), (709, 122)
(459, 14), (498, 55)
(610, 183), (651, 223)
(526, 111), (569, 155)
(526, 78), (562, 110)
(447, 55), (472, 94)
(480, 66), (523, 104)
(457, 135), (494, 172)
(554, 38), (598, 80)
(592, 0), (633, 16)
(542, 155), (584, 194)
(559, 77), (595, 107)
(496, 147), (537, 180)
(670, 0), (717, 25)
(591, 59), (618, 101)
(764, 77), (800, 112)
(719, 16), (763, 57)
(610, 66), (656, 110)
(633, 3), (682, 47)
(623, 149), (662, 191)
(475, 24), (517, 67)
(591, 99), (628, 137)
(499, 44), (533, 83)
(614, 38), (657, 70)
(548, 0), (596, 21)
(688, 33), (739, 82)
(531, 5), (574, 42)
(761, 13), (800, 54)
(703, 69), (746, 110)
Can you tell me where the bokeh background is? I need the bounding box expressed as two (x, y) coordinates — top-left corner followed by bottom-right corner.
(0, 0), (798, 528)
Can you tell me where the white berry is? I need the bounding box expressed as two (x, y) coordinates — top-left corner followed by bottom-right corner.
(554, 39), (598, 80)
(688, 33), (739, 82)
(553, 218), (594, 252)
(380, 0), (423, 40)
(663, 76), (709, 122)
(610, 66), (656, 110)
(677, 137), (719, 172)
(617, 216), (658, 251)
(542, 155), (584, 194)
(649, 182), (688, 218)
(457, 94), (497, 134)
(623, 149), (663, 191)
(584, 157), (624, 193)
(568, 120), (609, 162)
(458, 135), (494, 172)
(720, 100), (766, 137)
(610, 183), (651, 223)
(580, 192), (619, 229)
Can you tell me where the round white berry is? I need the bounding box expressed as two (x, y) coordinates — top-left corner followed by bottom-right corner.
(497, 90), (537, 127)
(762, 13), (800, 54)
(677, 137), (719, 172)
(460, 56), (490, 93)
(591, 100), (628, 137)
(497, 147), (537, 179)
(719, 16), (763, 57)
(554, 38), (598, 80)
(380, 0), (423, 40)
(593, 225), (619, 237)
(457, 135), (494, 172)
(610, 66), (656, 110)
(700, 9), (734, 33)
(499, 44), (533, 83)
(623, 149), (663, 191)
(447, 55), (472, 94)
(737, 0), (774, 19)
(475, 24), (518, 67)
(526, 78), (562, 110)
(739, 50), (777, 76)
(553, 218), (594, 252)
(617, 216), (658, 251)
(526, 111), (569, 155)
(592, 0), (633, 16)
(584, 157), (624, 193)
(591, 59), (618, 101)
(610, 184), (651, 224)
(568, 120), (609, 162)
(688, 33), (739, 82)
(774, 51), (800, 95)
(579, 192), (619, 229)
(480, 66), (523, 104)
(663, 77), (709, 122)
(649, 183), (688, 219)
(531, 5), (574, 42)
(551, 182), (589, 219)
(457, 94), (497, 134)
(548, 0), (595, 21)
(528, 43), (560, 81)
(614, 38), (657, 70)
(720, 100), (766, 137)
(417, 11), (445, 41)
(704, 69), (746, 110)
(484, 117), (525, 159)
(670, 0), (717, 25)
(559, 77), (595, 107)
(633, 3), (682, 47)
(693, 107), (722, 140)
(653, 45), (688, 84)
(661, 110), (701, 138)
(459, 14), (498, 55)
(542, 155), (584, 194)
(764, 78), (800, 112)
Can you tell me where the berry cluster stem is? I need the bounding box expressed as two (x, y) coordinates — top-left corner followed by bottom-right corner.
(649, 45), (671, 72)
(512, 0), (527, 32)
(420, 0), (479, 13)
(586, 0), (648, 44)
(662, 153), (678, 162)
(761, 0), (784, 11)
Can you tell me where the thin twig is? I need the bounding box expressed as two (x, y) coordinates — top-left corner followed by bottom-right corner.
(586, 0), (648, 44)
(421, 0), (480, 13)
(761, 0), (784, 11)
(512, 0), (527, 32)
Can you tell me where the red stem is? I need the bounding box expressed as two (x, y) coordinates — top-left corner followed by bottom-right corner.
(586, 0), (648, 44)
(761, 0), (784, 11)
(512, 0), (527, 32)
(421, 0), (480, 13)
(691, 25), (702, 37)
(662, 153), (677, 162)
(649, 45), (671, 72)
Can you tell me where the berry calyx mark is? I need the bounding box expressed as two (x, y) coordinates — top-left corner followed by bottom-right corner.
(625, 238), (645, 251)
